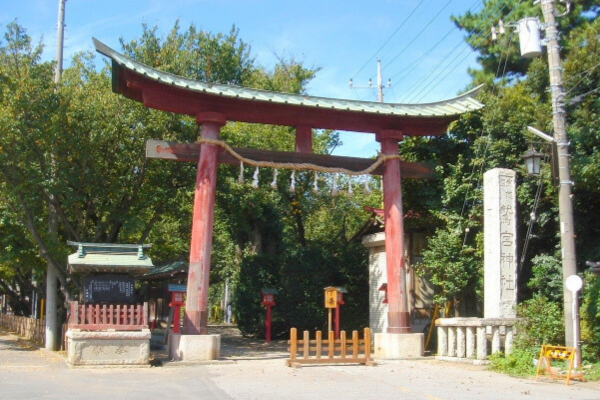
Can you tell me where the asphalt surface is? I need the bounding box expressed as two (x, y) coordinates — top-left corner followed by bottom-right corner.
(1, 327), (600, 400)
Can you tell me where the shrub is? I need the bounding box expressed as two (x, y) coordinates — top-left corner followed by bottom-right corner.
(512, 294), (564, 353)
(489, 349), (538, 376)
(581, 273), (600, 362)
(490, 294), (564, 375)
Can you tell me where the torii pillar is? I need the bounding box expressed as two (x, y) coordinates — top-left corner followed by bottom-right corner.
(170, 112), (225, 361)
(374, 130), (424, 358)
(183, 112), (226, 335)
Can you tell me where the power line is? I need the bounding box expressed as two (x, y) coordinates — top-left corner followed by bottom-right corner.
(351, 0), (428, 80)
(382, 0), (455, 73)
(460, 32), (515, 227)
(388, 0), (494, 100)
(400, 0), (521, 102)
(564, 60), (600, 95)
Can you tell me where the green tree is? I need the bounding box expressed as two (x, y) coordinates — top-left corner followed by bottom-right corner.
(409, 2), (600, 323)
(0, 21), (259, 311)
(452, 0), (598, 86)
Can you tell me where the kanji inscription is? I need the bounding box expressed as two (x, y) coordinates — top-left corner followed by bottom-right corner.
(484, 169), (517, 318)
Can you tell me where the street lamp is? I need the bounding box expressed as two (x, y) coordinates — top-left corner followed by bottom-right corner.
(522, 148), (544, 176)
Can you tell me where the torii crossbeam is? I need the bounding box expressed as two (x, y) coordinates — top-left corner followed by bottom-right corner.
(94, 38), (483, 338)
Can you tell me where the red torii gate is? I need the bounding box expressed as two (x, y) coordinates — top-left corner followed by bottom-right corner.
(94, 39), (482, 337)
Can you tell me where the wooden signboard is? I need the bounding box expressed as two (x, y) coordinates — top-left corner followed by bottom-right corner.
(83, 274), (135, 303)
(324, 287), (338, 309)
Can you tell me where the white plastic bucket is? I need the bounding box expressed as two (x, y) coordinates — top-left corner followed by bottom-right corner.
(518, 18), (542, 58)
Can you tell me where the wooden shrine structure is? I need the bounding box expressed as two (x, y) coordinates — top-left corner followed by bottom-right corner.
(93, 38), (483, 358)
(65, 242), (153, 366)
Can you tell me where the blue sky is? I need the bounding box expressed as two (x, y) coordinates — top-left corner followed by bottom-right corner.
(2, 0), (488, 157)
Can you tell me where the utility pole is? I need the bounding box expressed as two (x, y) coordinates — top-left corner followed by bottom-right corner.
(540, 0), (578, 353)
(45, 0), (66, 352)
(54, 0), (66, 82)
(349, 60), (391, 103)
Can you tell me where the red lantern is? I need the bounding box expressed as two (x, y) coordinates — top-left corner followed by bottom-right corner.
(260, 288), (278, 343)
(168, 284), (186, 334)
(261, 293), (275, 306)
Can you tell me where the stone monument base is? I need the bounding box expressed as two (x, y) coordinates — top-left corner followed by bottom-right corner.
(374, 332), (424, 358)
(66, 329), (151, 367)
(168, 333), (220, 361)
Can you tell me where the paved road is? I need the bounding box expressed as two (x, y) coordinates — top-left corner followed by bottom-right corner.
(1, 328), (599, 400)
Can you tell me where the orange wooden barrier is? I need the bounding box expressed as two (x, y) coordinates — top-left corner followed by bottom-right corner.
(286, 327), (375, 367)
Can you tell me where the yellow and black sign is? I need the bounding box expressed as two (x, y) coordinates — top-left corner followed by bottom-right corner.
(535, 345), (584, 386)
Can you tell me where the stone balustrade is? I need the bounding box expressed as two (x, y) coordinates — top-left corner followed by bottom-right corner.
(435, 317), (518, 364)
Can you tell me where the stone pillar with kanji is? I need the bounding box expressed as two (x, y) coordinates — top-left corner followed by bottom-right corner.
(484, 168), (517, 318)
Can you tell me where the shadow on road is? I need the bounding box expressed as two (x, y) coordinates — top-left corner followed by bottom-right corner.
(0, 331), (37, 352)
(151, 324), (289, 363)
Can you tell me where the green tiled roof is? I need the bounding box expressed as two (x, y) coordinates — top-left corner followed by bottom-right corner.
(67, 241), (153, 275)
(93, 38), (483, 120)
(142, 260), (188, 280)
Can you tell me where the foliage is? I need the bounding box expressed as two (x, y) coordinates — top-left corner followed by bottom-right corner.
(416, 218), (482, 314)
(513, 294), (564, 353)
(581, 273), (600, 362)
(0, 22), (72, 303)
(527, 254), (563, 303)
(584, 363), (600, 381)
(406, 5), (600, 317)
(489, 295), (563, 377)
(119, 21), (254, 85)
(0, 18), (375, 336)
(564, 17), (600, 265)
(452, 0), (599, 85)
(0, 20), (258, 312)
(488, 348), (538, 377)
(235, 243), (368, 339)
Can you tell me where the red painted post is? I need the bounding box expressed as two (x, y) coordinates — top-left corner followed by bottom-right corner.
(183, 112), (226, 335)
(376, 129), (411, 334)
(172, 304), (181, 334)
(334, 303), (340, 340)
(295, 125), (312, 153)
(265, 304), (272, 343)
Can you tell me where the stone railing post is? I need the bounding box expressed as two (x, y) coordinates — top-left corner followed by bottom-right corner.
(457, 326), (466, 358)
(466, 326), (476, 358)
(505, 326), (514, 355)
(437, 326), (448, 356)
(476, 326), (487, 360)
(448, 327), (456, 357)
(491, 326), (501, 354)
(435, 318), (518, 363)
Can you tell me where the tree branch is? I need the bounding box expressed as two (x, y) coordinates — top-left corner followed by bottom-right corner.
(5, 192), (73, 301)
